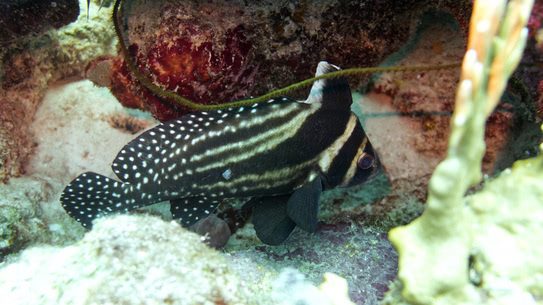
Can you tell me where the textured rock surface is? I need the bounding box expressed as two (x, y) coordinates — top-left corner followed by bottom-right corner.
(271, 268), (355, 305)
(0, 176), (84, 262)
(109, 0), (472, 121)
(373, 25), (543, 176)
(0, 215), (263, 305)
(0, 0), (79, 46)
(0, 79), (153, 262)
(225, 217), (398, 305)
(0, 0), (116, 182)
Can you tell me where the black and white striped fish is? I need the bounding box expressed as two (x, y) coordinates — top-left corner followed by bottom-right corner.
(60, 61), (381, 245)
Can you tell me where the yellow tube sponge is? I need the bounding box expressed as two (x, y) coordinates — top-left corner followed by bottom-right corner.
(388, 0), (535, 304)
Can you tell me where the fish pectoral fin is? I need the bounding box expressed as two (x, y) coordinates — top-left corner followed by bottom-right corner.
(286, 176), (322, 233)
(250, 195), (296, 245)
(170, 197), (221, 228)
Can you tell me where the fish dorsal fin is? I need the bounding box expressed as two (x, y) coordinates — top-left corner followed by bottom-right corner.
(111, 113), (204, 183)
(305, 61), (353, 108)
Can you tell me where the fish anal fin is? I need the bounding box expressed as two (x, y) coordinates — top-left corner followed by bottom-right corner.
(170, 197), (220, 228)
(250, 195), (296, 245)
(287, 176), (322, 233)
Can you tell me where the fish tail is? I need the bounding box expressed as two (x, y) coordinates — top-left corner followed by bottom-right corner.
(60, 172), (141, 228)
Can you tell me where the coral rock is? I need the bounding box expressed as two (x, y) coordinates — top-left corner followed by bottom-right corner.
(110, 0), (472, 121)
(0, 0), (79, 45)
(0, 215), (260, 305)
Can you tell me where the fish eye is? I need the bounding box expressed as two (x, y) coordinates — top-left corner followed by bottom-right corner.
(357, 154), (374, 170)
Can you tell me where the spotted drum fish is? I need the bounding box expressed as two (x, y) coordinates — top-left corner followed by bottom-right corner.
(60, 61), (382, 245)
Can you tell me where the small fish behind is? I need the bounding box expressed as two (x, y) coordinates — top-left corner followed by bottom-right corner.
(60, 61), (382, 245)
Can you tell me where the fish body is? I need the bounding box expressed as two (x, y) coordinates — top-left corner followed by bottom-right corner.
(60, 62), (381, 244)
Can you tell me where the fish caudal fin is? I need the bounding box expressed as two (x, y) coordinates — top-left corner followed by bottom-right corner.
(60, 172), (141, 228)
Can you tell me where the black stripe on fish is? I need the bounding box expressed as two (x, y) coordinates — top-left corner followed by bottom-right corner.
(322, 119), (372, 188)
(60, 61), (382, 243)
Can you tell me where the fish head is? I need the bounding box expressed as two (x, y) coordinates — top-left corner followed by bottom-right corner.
(340, 135), (382, 188)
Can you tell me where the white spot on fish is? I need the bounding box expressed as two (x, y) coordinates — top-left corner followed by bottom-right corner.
(222, 169), (232, 180)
